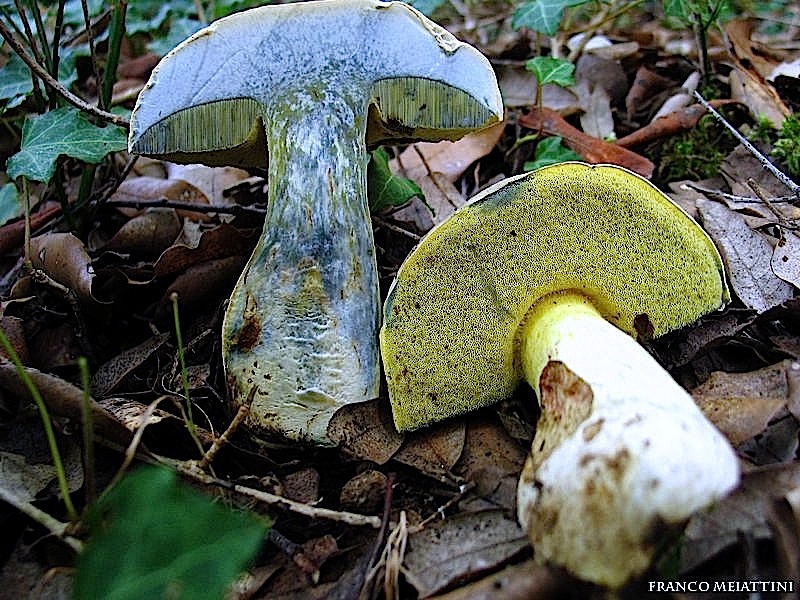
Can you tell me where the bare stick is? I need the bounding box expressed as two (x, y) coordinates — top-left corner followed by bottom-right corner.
(0, 19), (129, 130)
(174, 461), (382, 529)
(0, 487), (83, 552)
(196, 405), (250, 470)
(693, 91), (799, 197)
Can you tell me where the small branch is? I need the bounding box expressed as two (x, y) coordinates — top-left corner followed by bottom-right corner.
(0, 19), (129, 130)
(693, 91), (799, 197)
(173, 461), (382, 529)
(105, 198), (267, 216)
(0, 487), (83, 553)
(196, 405), (249, 470)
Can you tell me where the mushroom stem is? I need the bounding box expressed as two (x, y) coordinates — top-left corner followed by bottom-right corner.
(516, 291), (738, 587)
(222, 90), (379, 444)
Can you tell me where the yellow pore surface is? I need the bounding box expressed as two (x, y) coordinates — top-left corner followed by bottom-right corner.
(380, 162), (728, 432)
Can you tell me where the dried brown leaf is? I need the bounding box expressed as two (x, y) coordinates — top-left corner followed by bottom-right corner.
(392, 122), (504, 184)
(453, 418), (527, 512)
(102, 208), (181, 258)
(393, 420), (466, 482)
(428, 560), (568, 600)
(154, 222), (256, 279)
(693, 361), (790, 445)
(577, 83), (615, 140)
(110, 176), (209, 218)
(327, 398), (404, 464)
(339, 470), (388, 514)
(165, 163), (251, 205)
(404, 510), (528, 598)
(0, 316), (28, 363)
(0, 361), (132, 444)
(697, 199), (794, 312)
(518, 108), (654, 177)
(682, 463), (800, 573)
(30, 232), (98, 302)
(91, 332), (170, 398)
(155, 255), (245, 319)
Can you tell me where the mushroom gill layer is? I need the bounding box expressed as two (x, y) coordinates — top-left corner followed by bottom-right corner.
(380, 162), (729, 432)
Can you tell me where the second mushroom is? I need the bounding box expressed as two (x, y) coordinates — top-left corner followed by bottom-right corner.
(128, 0), (502, 444)
(380, 162), (740, 588)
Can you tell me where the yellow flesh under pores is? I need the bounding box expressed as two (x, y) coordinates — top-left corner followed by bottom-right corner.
(380, 162), (729, 432)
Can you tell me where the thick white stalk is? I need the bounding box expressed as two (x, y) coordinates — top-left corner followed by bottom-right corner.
(516, 292), (738, 588)
(222, 89), (380, 445)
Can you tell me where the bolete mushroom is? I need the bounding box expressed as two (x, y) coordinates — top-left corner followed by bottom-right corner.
(380, 162), (740, 588)
(128, 0), (502, 444)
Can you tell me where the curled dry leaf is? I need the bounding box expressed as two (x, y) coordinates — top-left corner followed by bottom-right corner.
(518, 107), (654, 177)
(453, 418), (527, 512)
(30, 232), (97, 302)
(154, 222), (256, 279)
(697, 199), (794, 312)
(91, 331), (171, 397)
(392, 420), (466, 482)
(339, 469), (387, 514)
(110, 176), (209, 218)
(326, 398), (404, 464)
(0, 418), (83, 501)
(682, 462), (800, 573)
(281, 467), (320, 504)
(157, 255), (246, 318)
(0, 361), (132, 444)
(102, 208), (182, 258)
(428, 560), (567, 600)
(693, 361), (791, 445)
(390, 123), (505, 227)
(164, 163), (252, 205)
(403, 510), (528, 598)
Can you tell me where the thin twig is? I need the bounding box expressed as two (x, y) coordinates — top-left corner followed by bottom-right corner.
(0, 487), (83, 553)
(196, 405), (250, 470)
(172, 460), (382, 528)
(693, 91), (799, 197)
(80, 0), (101, 105)
(105, 198), (267, 216)
(0, 19), (129, 129)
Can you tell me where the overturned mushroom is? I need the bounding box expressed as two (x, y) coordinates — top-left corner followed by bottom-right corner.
(129, 0), (502, 444)
(380, 162), (739, 588)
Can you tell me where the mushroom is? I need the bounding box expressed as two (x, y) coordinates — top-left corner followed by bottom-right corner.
(380, 162), (740, 588)
(128, 0), (502, 444)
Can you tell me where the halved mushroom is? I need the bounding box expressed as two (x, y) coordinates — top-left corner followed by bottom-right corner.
(380, 162), (739, 588)
(128, 0), (502, 444)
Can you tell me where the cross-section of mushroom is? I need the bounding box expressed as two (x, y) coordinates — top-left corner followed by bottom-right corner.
(128, 0), (502, 444)
(380, 162), (740, 588)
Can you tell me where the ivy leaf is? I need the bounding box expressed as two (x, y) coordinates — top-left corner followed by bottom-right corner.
(406, 0), (446, 16)
(524, 136), (581, 171)
(525, 56), (576, 88)
(367, 148), (424, 212)
(6, 106), (128, 183)
(512, 0), (588, 35)
(0, 183), (22, 227)
(74, 466), (268, 600)
(0, 50), (78, 113)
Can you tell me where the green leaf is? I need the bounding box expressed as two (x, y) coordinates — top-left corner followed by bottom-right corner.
(0, 183), (22, 227)
(6, 106), (128, 183)
(74, 466), (268, 600)
(367, 148), (424, 212)
(525, 56), (576, 88)
(0, 53), (34, 103)
(524, 136), (581, 171)
(0, 50), (78, 114)
(148, 17), (204, 56)
(511, 0), (588, 35)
